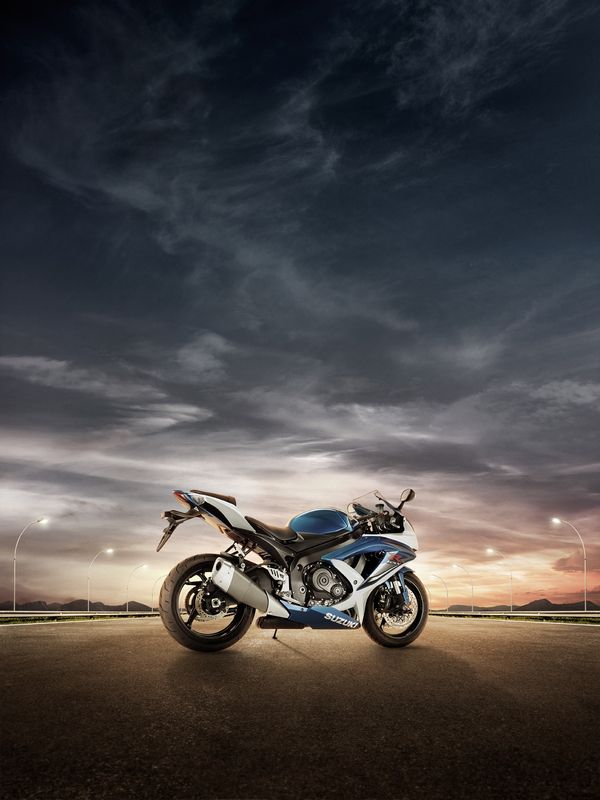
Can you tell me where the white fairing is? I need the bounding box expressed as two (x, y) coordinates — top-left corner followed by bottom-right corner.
(397, 516), (419, 550)
(189, 492), (256, 533)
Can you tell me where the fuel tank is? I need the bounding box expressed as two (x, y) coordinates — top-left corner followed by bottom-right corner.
(289, 508), (353, 537)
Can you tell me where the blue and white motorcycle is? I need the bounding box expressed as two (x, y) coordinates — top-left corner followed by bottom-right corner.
(157, 488), (428, 651)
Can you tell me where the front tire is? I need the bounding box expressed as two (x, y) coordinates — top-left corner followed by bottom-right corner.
(159, 554), (255, 652)
(363, 572), (428, 648)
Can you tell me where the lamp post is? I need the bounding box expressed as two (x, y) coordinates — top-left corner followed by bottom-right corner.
(87, 548), (114, 612)
(13, 517), (49, 611)
(551, 518), (587, 611)
(151, 574), (168, 612)
(452, 563), (474, 612)
(431, 573), (449, 612)
(485, 548), (513, 612)
(125, 564), (147, 612)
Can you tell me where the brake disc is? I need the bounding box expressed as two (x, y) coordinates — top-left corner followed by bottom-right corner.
(384, 589), (418, 628)
(194, 587), (227, 620)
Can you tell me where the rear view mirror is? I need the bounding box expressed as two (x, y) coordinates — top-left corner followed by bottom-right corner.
(399, 488), (415, 504)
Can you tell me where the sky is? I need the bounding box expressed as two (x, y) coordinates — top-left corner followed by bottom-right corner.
(1, 0), (599, 608)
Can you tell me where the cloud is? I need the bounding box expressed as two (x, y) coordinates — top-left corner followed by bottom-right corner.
(0, 356), (213, 438)
(12, 0), (580, 279)
(11, 4), (338, 276)
(0, 355), (165, 401)
(177, 332), (235, 381)
(385, 0), (575, 117)
(118, 403), (213, 434)
(552, 547), (600, 573)
(529, 380), (600, 407)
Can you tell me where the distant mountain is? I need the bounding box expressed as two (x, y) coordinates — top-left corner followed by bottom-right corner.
(1, 600), (51, 612)
(3, 597), (597, 614)
(517, 599), (554, 611)
(517, 599), (599, 612)
(447, 604), (511, 612)
(0, 599), (152, 612)
(446, 598), (599, 613)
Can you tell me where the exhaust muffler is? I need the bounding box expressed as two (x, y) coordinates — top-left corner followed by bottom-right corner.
(211, 558), (289, 619)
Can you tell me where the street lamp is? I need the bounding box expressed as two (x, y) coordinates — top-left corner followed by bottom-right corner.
(551, 517), (587, 611)
(13, 517), (49, 611)
(125, 564), (147, 612)
(485, 547), (513, 612)
(151, 574), (168, 612)
(452, 563), (474, 612)
(87, 548), (114, 612)
(430, 573), (449, 612)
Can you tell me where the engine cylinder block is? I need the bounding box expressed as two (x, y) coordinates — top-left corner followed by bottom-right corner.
(303, 561), (350, 604)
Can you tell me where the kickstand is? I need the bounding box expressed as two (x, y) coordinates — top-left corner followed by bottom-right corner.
(272, 628), (278, 640)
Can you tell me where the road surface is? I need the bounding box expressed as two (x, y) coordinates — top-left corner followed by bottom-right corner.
(1, 616), (598, 799)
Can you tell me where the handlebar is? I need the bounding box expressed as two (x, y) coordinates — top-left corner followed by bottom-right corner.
(352, 508), (404, 533)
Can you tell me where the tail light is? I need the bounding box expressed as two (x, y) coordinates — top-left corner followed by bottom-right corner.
(173, 491), (194, 510)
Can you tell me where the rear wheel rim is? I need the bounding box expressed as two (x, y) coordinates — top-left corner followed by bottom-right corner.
(171, 561), (247, 641)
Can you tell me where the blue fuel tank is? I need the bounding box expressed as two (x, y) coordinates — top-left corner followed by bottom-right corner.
(289, 508), (353, 537)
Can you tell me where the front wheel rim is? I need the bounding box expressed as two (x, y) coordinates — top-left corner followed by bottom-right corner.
(372, 581), (424, 639)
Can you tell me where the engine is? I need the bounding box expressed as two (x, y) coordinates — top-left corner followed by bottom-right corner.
(303, 561), (351, 606)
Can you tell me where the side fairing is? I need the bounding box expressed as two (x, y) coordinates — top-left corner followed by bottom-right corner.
(383, 516), (418, 551)
(281, 602), (360, 629)
(322, 535), (417, 565)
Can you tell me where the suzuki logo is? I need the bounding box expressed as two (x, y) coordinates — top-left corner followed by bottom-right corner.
(324, 612), (360, 629)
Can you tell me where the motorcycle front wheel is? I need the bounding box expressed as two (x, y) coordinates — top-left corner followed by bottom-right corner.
(363, 572), (428, 648)
(159, 553), (255, 652)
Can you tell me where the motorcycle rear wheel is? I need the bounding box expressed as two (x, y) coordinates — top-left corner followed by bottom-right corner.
(159, 553), (255, 652)
(363, 572), (428, 647)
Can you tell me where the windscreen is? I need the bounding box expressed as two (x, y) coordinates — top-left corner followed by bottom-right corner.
(347, 489), (419, 551)
(347, 489), (397, 516)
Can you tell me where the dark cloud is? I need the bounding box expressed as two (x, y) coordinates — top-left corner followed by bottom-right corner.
(1, 0), (599, 604)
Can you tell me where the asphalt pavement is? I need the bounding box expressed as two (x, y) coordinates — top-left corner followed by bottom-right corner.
(1, 616), (598, 800)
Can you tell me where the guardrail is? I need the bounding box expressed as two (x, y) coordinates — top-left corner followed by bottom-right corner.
(429, 610), (600, 622)
(0, 611), (160, 624)
(430, 610), (600, 616)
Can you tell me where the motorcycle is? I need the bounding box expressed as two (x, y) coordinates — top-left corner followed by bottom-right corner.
(157, 487), (428, 651)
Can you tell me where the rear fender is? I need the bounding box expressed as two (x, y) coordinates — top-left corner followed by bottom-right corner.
(157, 509), (203, 551)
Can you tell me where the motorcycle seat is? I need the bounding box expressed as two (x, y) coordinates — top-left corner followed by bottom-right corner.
(191, 489), (237, 506)
(245, 516), (299, 542)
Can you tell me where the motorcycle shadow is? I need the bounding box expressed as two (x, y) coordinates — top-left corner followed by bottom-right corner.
(157, 626), (579, 800)
(151, 622), (593, 800)
(164, 626), (439, 686)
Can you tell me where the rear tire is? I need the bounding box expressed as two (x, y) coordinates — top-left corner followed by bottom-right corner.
(363, 572), (428, 648)
(159, 554), (255, 652)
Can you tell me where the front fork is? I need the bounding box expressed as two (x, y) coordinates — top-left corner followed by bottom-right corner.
(387, 570), (411, 606)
